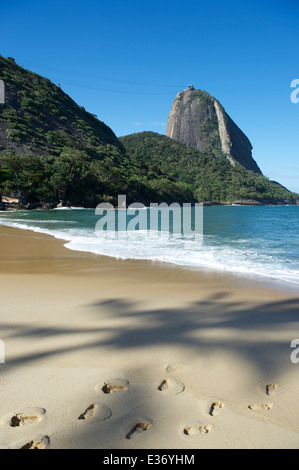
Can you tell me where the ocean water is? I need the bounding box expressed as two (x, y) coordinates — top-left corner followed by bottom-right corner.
(0, 205), (299, 286)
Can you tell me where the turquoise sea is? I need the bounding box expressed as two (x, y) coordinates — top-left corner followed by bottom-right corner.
(0, 205), (299, 286)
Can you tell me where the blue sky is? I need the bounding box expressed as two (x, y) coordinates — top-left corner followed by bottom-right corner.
(1, 0), (299, 192)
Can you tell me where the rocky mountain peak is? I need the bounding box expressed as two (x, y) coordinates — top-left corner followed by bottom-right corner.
(166, 87), (261, 173)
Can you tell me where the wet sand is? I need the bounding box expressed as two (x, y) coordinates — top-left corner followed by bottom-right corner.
(0, 225), (299, 449)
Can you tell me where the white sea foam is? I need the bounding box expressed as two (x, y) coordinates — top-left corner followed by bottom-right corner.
(61, 232), (299, 284)
(53, 207), (72, 210)
(54, 206), (85, 210)
(0, 215), (299, 285)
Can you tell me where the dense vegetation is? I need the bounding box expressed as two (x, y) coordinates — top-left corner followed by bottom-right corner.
(0, 55), (146, 205)
(120, 132), (299, 204)
(0, 55), (123, 155)
(0, 55), (298, 206)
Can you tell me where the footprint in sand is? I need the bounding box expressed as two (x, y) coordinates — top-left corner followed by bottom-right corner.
(10, 434), (50, 450)
(126, 419), (153, 440)
(78, 403), (112, 421)
(184, 424), (213, 435)
(97, 379), (129, 394)
(20, 435), (50, 449)
(248, 403), (273, 411)
(157, 378), (185, 396)
(266, 383), (278, 396)
(209, 401), (225, 416)
(166, 364), (186, 373)
(1, 407), (46, 427)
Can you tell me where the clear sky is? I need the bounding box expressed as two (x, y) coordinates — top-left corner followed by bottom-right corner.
(1, 0), (299, 192)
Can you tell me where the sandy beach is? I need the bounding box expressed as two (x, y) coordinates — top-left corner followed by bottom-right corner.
(0, 225), (299, 449)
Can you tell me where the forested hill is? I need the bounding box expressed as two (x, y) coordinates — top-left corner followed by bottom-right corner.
(0, 54), (123, 157)
(0, 56), (297, 207)
(0, 55), (135, 206)
(120, 132), (298, 205)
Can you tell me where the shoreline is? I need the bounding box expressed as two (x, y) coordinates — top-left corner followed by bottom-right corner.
(0, 225), (299, 449)
(1, 198), (298, 211)
(0, 223), (298, 295)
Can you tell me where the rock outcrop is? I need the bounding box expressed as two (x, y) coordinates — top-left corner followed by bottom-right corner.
(166, 87), (261, 173)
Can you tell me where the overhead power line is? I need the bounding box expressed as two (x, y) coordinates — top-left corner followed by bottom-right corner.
(15, 58), (183, 93)
(56, 78), (177, 95)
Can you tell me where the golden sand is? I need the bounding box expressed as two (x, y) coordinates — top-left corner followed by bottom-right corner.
(0, 225), (298, 449)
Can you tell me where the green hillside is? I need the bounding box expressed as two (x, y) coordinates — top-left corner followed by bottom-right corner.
(0, 55), (123, 156)
(0, 55), (135, 206)
(120, 132), (299, 204)
(0, 55), (297, 207)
